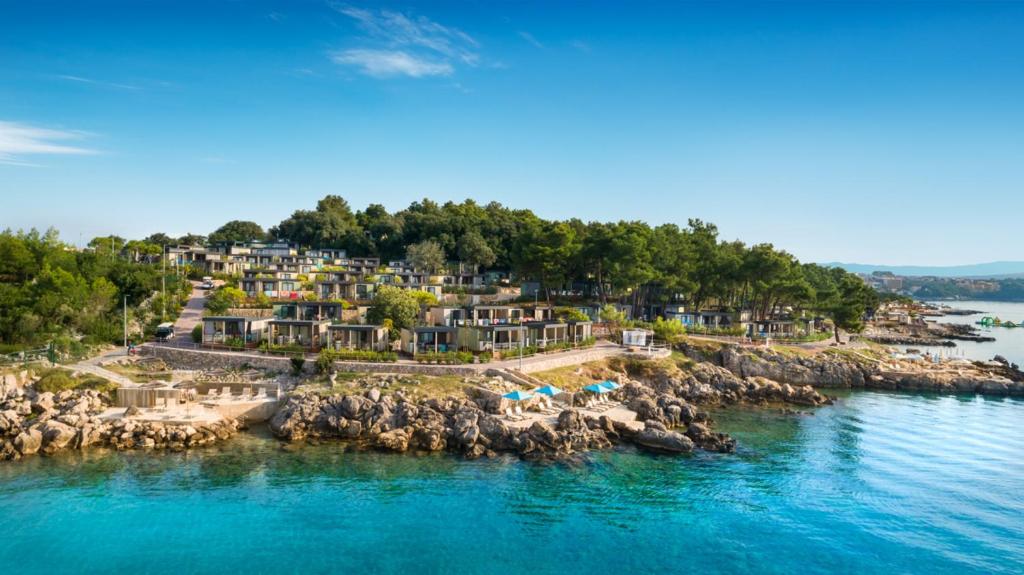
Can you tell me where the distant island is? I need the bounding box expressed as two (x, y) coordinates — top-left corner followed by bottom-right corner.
(826, 261), (1024, 279)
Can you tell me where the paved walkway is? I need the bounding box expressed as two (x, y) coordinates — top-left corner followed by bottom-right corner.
(504, 402), (643, 432)
(69, 350), (138, 388)
(145, 339), (667, 376)
(173, 281), (208, 339)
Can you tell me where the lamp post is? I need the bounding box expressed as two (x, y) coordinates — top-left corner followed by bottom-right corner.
(161, 245), (167, 321)
(519, 325), (525, 371)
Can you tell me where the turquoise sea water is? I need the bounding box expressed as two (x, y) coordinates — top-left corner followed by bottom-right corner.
(1, 391), (1022, 575)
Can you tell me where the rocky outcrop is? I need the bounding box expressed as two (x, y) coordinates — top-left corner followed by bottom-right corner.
(677, 342), (1024, 396)
(0, 382), (240, 462)
(269, 389), (616, 460)
(621, 358), (831, 410)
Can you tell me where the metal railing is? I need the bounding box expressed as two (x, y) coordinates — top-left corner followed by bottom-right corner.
(0, 347), (50, 366)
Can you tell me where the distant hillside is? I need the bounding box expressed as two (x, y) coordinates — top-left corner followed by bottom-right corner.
(823, 261), (1024, 279)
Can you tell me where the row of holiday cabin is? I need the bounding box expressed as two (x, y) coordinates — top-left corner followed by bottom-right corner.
(200, 306), (592, 355)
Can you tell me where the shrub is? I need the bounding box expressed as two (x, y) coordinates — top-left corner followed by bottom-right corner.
(415, 351), (471, 365)
(290, 356), (306, 376)
(191, 324), (202, 343)
(315, 349), (334, 374)
(223, 336), (245, 349)
(652, 317), (686, 343)
(35, 370), (75, 393)
(35, 369), (118, 395)
(316, 348), (397, 367)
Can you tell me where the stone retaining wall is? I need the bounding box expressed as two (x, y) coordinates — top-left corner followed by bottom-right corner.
(144, 345), (483, 377)
(145, 346), (305, 373)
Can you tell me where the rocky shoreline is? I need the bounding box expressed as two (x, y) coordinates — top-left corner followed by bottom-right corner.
(267, 358), (830, 460)
(0, 372), (240, 462)
(678, 342), (1024, 396)
(4, 339), (1020, 463)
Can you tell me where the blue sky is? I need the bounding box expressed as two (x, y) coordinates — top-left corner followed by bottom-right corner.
(1, 1), (1022, 265)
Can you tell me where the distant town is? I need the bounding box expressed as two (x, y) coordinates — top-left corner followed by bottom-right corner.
(860, 271), (1024, 302)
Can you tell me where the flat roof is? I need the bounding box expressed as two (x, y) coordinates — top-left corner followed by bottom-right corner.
(412, 325), (457, 332)
(268, 319), (330, 325)
(328, 324), (385, 331)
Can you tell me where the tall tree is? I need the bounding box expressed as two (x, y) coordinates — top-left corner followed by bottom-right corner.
(366, 285), (421, 334)
(406, 240), (446, 274)
(208, 220), (266, 244)
(271, 195), (365, 250)
(457, 230), (496, 273)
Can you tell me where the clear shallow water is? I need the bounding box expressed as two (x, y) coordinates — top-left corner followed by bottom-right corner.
(1, 392), (1022, 575)
(921, 300), (1024, 366)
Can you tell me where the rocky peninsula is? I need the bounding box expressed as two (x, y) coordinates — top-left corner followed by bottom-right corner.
(0, 370), (240, 462)
(677, 341), (1024, 396)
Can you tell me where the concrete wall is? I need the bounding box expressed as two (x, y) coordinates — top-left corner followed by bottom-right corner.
(514, 347), (622, 374)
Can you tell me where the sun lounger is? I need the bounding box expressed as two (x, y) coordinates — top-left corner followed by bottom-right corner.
(515, 405), (525, 419)
(206, 388), (219, 400)
(220, 386), (232, 399)
(255, 387), (267, 399)
(505, 407), (517, 420)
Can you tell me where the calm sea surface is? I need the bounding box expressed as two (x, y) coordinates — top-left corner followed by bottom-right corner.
(920, 300), (1024, 366)
(1, 392), (1021, 575)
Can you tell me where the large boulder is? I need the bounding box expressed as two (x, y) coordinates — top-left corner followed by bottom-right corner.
(685, 422), (736, 453)
(31, 392), (55, 414)
(375, 429), (410, 452)
(556, 409), (587, 433)
(13, 428), (42, 455)
(339, 395), (372, 420)
(0, 409), (21, 435)
(633, 421), (694, 453)
(38, 420), (77, 454)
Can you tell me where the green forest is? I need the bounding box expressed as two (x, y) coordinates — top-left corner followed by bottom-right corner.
(260, 196), (878, 327)
(0, 229), (191, 355)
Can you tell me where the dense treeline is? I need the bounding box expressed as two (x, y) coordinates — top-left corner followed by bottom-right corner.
(263, 196), (877, 326)
(0, 229), (190, 352)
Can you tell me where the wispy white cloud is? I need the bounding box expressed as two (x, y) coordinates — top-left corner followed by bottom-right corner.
(329, 3), (478, 78)
(200, 156), (235, 165)
(55, 74), (141, 91)
(0, 120), (98, 166)
(330, 49), (452, 78)
(569, 39), (591, 53)
(518, 31), (544, 49)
